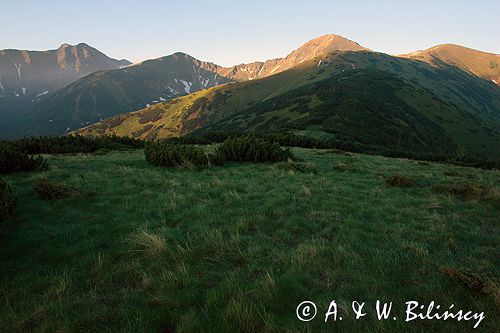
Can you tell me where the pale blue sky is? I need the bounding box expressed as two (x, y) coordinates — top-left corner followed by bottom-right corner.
(2, 0), (499, 66)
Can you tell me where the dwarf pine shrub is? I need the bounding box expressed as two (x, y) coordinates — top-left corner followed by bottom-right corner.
(144, 142), (209, 168)
(0, 178), (17, 222)
(11, 134), (144, 155)
(0, 144), (47, 174)
(214, 135), (294, 163)
(13, 135), (98, 154)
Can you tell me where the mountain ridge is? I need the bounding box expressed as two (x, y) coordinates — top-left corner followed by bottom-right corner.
(25, 52), (232, 135)
(399, 44), (500, 86)
(0, 43), (132, 139)
(0, 43), (131, 100)
(26, 34), (369, 135)
(217, 34), (368, 81)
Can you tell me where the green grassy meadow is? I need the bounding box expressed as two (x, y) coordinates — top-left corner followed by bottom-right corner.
(1, 147), (499, 332)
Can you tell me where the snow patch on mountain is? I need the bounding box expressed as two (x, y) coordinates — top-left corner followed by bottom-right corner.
(198, 75), (210, 88)
(36, 90), (49, 98)
(179, 80), (192, 93)
(13, 62), (22, 80)
(166, 86), (178, 95)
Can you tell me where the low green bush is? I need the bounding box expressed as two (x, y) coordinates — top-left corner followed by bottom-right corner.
(13, 135), (97, 154)
(0, 178), (17, 222)
(0, 144), (47, 174)
(161, 136), (211, 145)
(180, 132), (328, 149)
(8, 134), (144, 155)
(187, 132), (499, 170)
(144, 142), (209, 168)
(96, 134), (145, 149)
(214, 135), (294, 163)
(261, 133), (329, 149)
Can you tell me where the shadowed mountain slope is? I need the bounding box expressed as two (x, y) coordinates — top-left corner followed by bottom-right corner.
(0, 43), (130, 139)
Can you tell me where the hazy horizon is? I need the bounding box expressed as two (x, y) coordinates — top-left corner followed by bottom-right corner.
(2, 0), (499, 66)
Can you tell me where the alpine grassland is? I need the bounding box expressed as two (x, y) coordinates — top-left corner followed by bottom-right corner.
(0, 146), (499, 332)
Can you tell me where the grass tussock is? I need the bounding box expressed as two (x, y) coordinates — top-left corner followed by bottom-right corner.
(385, 175), (418, 187)
(335, 158), (356, 172)
(431, 182), (490, 200)
(13, 306), (48, 332)
(326, 149), (354, 156)
(33, 179), (80, 200)
(127, 229), (166, 257)
(444, 268), (499, 305)
(275, 160), (317, 174)
(223, 297), (265, 333)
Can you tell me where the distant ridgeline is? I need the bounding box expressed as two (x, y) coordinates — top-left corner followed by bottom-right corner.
(0, 43), (131, 139)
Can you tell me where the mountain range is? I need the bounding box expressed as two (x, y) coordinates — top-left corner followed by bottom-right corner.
(25, 35), (367, 136)
(0, 43), (130, 138)
(75, 46), (500, 158)
(1, 35), (499, 159)
(0, 43), (130, 100)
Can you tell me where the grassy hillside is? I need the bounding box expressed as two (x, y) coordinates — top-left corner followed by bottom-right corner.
(1, 148), (499, 332)
(400, 44), (500, 86)
(76, 52), (500, 159)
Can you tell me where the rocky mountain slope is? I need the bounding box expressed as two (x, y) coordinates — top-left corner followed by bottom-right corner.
(217, 34), (367, 81)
